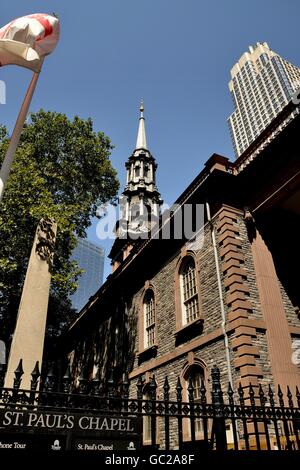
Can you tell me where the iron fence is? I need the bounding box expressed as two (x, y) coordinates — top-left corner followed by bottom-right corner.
(0, 362), (299, 451)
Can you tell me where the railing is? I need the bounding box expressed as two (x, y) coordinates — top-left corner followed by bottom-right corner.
(0, 362), (299, 451)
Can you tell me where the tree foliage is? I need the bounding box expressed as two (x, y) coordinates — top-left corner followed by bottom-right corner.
(0, 110), (119, 350)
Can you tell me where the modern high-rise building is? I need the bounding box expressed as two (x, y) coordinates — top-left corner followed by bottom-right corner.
(70, 239), (104, 312)
(228, 42), (300, 157)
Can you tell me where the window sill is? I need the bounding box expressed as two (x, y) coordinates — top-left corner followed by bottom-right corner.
(137, 344), (158, 364)
(175, 318), (203, 345)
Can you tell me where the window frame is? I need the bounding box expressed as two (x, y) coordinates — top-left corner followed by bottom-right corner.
(175, 250), (203, 334)
(138, 282), (158, 359)
(143, 290), (156, 349)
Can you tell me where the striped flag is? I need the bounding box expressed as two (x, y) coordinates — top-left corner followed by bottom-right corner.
(0, 13), (60, 72)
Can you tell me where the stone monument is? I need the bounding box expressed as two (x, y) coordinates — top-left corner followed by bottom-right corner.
(4, 218), (57, 389)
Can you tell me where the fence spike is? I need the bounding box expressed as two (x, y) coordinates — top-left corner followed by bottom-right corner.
(13, 359), (24, 389)
(227, 381), (234, 404)
(200, 379), (207, 404)
(268, 384), (275, 407)
(287, 385), (293, 408)
(278, 384), (284, 407)
(149, 375), (157, 400)
(122, 371), (129, 399)
(136, 375), (143, 400)
(163, 377), (170, 401)
(91, 368), (100, 395)
(176, 377), (182, 402)
(44, 363), (56, 392)
(249, 382), (255, 406)
(238, 382), (244, 405)
(30, 361), (40, 391)
(296, 386), (300, 408)
(63, 364), (71, 380)
(211, 365), (223, 405)
(62, 364), (72, 393)
(107, 368), (115, 398)
(258, 384), (266, 406)
(78, 369), (88, 395)
(14, 358), (24, 378)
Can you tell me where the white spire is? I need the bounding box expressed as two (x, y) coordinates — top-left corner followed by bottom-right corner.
(135, 100), (148, 150)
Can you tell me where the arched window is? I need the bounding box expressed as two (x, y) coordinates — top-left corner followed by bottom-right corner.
(144, 290), (156, 349)
(180, 257), (199, 325)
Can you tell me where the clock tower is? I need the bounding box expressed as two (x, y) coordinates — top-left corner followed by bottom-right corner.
(109, 102), (163, 271)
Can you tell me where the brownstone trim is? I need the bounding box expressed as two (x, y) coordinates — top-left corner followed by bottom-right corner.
(222, 259), (242, 273)
(229, 299), (253, 312)
(223, 252), (244, 263)
(227, 309), (249, 322)
(216, 216), (237, 230)
(218, 230), (240, 244)
(218, 223), (240, 235)
(222, 237), (242, 248)
(234, 355), (256, 368)
(220, 244), (239, 258)
(129, 318), (266, 379)
(226, 291), (248, 305)
(289, 326), (300, 336)
(236, 345), (260, 356)
(224, 275), (245, 288)
(228, 283), (250, 294)
(239, 365), (263, 378)
(216, 205), (262, 396)
(226, 266), (248, 278)
(231, 335), (254, 349)
(214, 205), (244, 219)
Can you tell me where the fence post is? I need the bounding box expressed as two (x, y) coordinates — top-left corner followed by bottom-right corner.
(149, 375), (157, 448)
(227, 381), (239, 450)
(163, 377), (170, 450)
(211, 365), (227, 451)
(176, 377), (183, 449)
(13, 359), (24, 389)
(122, 371), (129, 412)
(30, 361), (40, 405)
(62, 365), (72, 394)
(188, 377), (196, 443)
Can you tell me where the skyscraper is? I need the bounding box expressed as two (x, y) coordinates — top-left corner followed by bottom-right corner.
(228, 42), (300, 157)
(70, 239), (104, 312)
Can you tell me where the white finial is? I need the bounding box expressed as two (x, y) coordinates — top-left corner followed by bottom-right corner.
(140, 99), (144, 118)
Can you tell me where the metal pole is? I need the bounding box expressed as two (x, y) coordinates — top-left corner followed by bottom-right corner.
(206, 202), (233, 386)
(0, 65), (43, 202)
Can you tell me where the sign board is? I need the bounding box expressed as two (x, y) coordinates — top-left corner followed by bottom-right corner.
(0, 409), (141, 451)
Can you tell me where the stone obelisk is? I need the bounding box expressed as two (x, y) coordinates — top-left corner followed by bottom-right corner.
(4, 218), (57, 389)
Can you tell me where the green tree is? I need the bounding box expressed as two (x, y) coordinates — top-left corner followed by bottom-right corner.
(0, 110), (119, 352)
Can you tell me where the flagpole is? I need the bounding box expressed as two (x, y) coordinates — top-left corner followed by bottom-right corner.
(0, 62), (43, 202)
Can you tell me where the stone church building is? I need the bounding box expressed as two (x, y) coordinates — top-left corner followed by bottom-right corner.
(61, 100), (300, 446)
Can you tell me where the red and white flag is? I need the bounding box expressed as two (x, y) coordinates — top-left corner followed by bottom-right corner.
(0, 13), (60, 72)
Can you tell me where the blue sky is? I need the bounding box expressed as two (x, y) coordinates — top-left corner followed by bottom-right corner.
(1, 0), (300, 281)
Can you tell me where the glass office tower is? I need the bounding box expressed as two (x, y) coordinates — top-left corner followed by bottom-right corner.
(228, 42), (300, 157)
(70, 239), (104, 312)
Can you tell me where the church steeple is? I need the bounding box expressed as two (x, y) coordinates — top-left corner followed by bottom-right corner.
(109, 102), (163, 271)
(135, 101), (147, 150)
